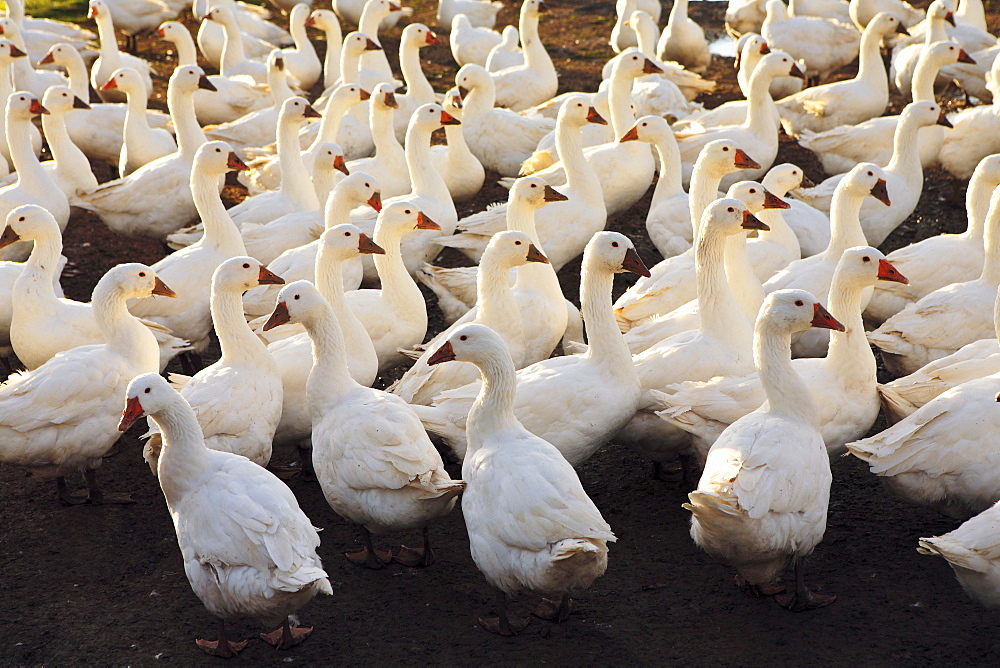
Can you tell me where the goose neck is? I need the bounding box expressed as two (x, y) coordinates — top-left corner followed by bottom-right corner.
(744, 66), (778, 134)
(405, 122), (449, 202)
(400, 43), (434, 103)
(305, 307), (356, 400)
(463, 83), (494, 118)
(978, 192), (1000, 283)
(964, 172), (997, 239)
(608, 65), (637, 137)
(322, 27), (343, 89)
(6, 112), (45, 180)
(696, 226), (753, 342)
(825, 186), (869, 254)
(651, 135), (683, 200)
(309, 93), (351, 152)
(579, 258), (633, 371)
(723, 232), (765, 323)
(219, 19), (249, 75)
(371, 101), (405, 165)
(171, 32), (198, 67)
(884, 115), (921, 181)
(668, 0), (689, 23)
(123, 88), (154, 146)
(755, 319), (820, 424)
(477, 257), (519, 326)
(856, 23), (889, 90)
(466, 351), (521, 454)
(168, 83), (206, 160)
(911, 55), (946, 101)
(193, 169), (245, 254)
(95, 285), (154, 362)
(927, 16), (948, 44)
(688, 168), (723, 238)
(312, 168), (338, 205)
(635, 18), (657, 55)
(61, 53), (90, 100)
(213, 284), (270, 366)
(95, 14), (119, 62)
(41, 107), (77, 167)
(290, 14), (310, 50)
(20, 231), (63, 299)
(519, 8), (549, 70)
(557, 118), (600, 194)
(278, 115), (319, 208)
(340, 47), (361, 85)
(151, 405), (215, 503)
(824, 279), (873, 372)
(373, 223), (425, 316)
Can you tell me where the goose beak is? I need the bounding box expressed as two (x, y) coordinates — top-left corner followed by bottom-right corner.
(811, 302), (845, 331)
(100, 77), (117, 91)
(733, 148), (760, 169)
(937, 111), (953, 128)
(870, 178), (891, 206)
(734, 51), (742, 69)
(9, 45), (27, 59)
(586, 106), (608, 125)
(427, 340), (456, 366)
(156, 26), (166, 37)
(198, 75), (217, 91)
(457, 85), (469, 98)
(741, 210), (770, 231)
(333, 154), (349, 175)
(945, 12), (956, 27)
(263, 301), (290, 331)
(440, 110), (461, 125)
(619, 125), (640, 142)
(388, 1), (402, 11)
(227, 151), (248, 171)
(642, 58), (663, 74)
(383, 91), (398, 109)
(621, 246), (651, 277)
(895, 22), (910, 36)
(257, 266), (284, 285)
(118, 395), (144, 432)
(359, 87), (371, 101)
(525, 243), (549, 264)
(39, 50), (55, 65)
(30, 100), (48, 115)
(762, 189), (790, 209)
(426, 31), (439, 45)
(275, 56), (285, 71)
(0, 226), (20, 249)
(415, 211), (441, 230)
(364, 38), (381, 51)
(88, 6), (97, 19)
(877, 258), (908, 284)
(358, 232), (385, 254)
(303, 104), (322, 119)
(789, 62), (806, 79)
(73, 96), (91, 110)
(958, 49), (975, 64)
(304, 15), (316, 28)
(760, 43), (770, 55)
(367, 192), (383, 212)
(799, 173), (816, 188)
(543, 185), (568, 202)
(151, 277), (177, 298)
(448, 92), (463, 109)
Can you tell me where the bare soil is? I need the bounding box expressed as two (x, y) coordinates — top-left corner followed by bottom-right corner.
(1, 0), (998, 664)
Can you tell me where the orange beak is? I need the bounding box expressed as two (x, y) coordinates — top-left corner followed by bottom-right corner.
(586, 107), (607, 125)
(365, 38), (381, 51)
(426, 31), (439, 45)
(118, 395), (144, 432)
(877, 258), (908, 284)
(525, 243), (548, 264)
(811, 302), (845, 331)
(39, 50), (55, 65)
(359, 87), (371, 101)
(383, 91), (398, 109)
(333, 154), (349, 175)
(733, 148), (760, 170)
(151, 277), (177, 297)
(427, 340), (455, 366)
(762, 190), (790, 209)
(621, 246), (650, 277)
(304, 104), (321, 119)
(8, 44), (26, 58)
(100, 77), (118, 91)
(440, 110), (461, 125)
(227, 151), (248, 171)
(29, 99), (49, 115)
(543, 185), (568, 202)
(741, 210), (770, 231)
(263, 301), (291, 331)
(358, 232), (385, 255)
(870, 178), (891, 207)
(957, 49), (976, 65)
(367, 192), (382, 212)
(0, 226), (20, 249)
(198, 75), (217, 91)
(415, 212), (441, 230)
(619, 125), (639, 142)
(257, 266), (284, 285)
(156, 26), (166, 37)
(642, 58), (662, 74)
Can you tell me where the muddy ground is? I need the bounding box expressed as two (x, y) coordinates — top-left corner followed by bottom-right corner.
(1, 0), (998, 664)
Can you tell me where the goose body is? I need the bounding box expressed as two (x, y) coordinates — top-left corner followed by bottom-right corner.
(490, 0), (558, 111)
(919, 499), (1000, 609)
(88, 0), (155, 102)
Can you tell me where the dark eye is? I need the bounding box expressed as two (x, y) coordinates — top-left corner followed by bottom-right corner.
(139, 272), (146, 277)
(514, 240), (522, 245)
(242, 262), (250, 268)
(530, 183), (537, 188)
(405, 209), (411, 214)
(795, 300), (803, 306)
(17, 216), (23, 222)
(868, 171), (873, 176)
(144, 387), (151, 394)
(459, 335), (467, 341)
(294, 294), (300, 300)
(749, 188), (757, 193)
(723, 146), (729, 151)
(345, 231), (352, 236)
(215, 148), (221, 152)
(862, 256), (870, 262)
(611, 241), (619, 247)
(727, 207), (734, 212)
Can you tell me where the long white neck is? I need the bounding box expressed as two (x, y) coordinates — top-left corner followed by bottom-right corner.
(315, 248), (371, 363)
(312, 167), (339, 205)
(43, 105), (92, 184)
(927, 14), (949, 44)
(7, 112), (46, 184)
(322, 25), (343, 90)
(59, 52), (90, 100)
(607, 61), (637, 137)
(477, 255), (520, 329)
(856, 20), (890, 96)
(755, 319), (820, 424)
(168, 83), (206, 161)
(192, 168), (245, 255)
(405, 121), (452, 208)
(152, 402), (216, 505)
(978, 191), (1000, 284)
(372, 222), (426, 324)
(169, 32), (198, 67)
(400, 42), (434, 104)
(697, 226), (753, 344)
(218, 17), (249, 76)
(277, 114), (320, 208)
(340, 45), (362, 85)
(743, 64), (778, 135)
(737, 46), (763, 97)
(650, 133), (683, 202)
(443, 114), (471, 167)
(558, 118), (602, 196)
(668, 0), (689, 25)
(95, 14), (121, 67)
(462, 79), (495, 120)
(268, 63), (295, 107)
(824, 275), (875, 380)
(213, 283), (272, 367)
(963, 168), (1000, 240)
(825, 186), (870, 255)
(304, 305), (358, 407)
(723, 230), (765, 323)
(123, 86), (156, 150)
(95, 283), (158, 368)
(519, 9), (550, 72)
(465, 347), (522, 455)
(634, 16), (658, 55)
(911, 53), (948, 101)
(309, 91), (353, 153)
(509, 201), (559, 298)
(370, 100), (405, 173)
(579, 257), (634, 375)
(688, 165), (725, 238)
(18, 226), (63, 301)
(884, 112), (924, 181)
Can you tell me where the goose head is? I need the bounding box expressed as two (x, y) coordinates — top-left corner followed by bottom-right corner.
(314, 142), (349, 177)
(836, 247), (908, 292)
(100, 67), (146, 96)
(763, 163), (810, 195)
(558, 94), (607, 129)
(333, 172), (382, 212)
(213, 256), (284, 295)
(193, 141), (247, 177)
(119, 373), (184, 433)
(170, 65), (215, 93)
(320, 224), (385, 261)
(279, 96), (322, 125)
(509, 175), (568, 210)
(342, 31), (381, 58)
(728, 181), (788, 215)
(156, 20), (186, 43)
(620, 115), (670, 144)
(0, 204), (60, 247)
(307, 10), (340, 33)
(627, 10), (657, 42)
(0, 19), (22, 45)
(867, 12), (910, 38)
(481, 230), (549, 272)
(840, 162), (891, 206)
(927, 0), (955, 27)
(754, 50), (805, 81)
(456, 63), (494, 98)
(40, 43), (71, 67)
(364, 0), (403, 27)
(760, 289), (845, 335)
(42, 85), (89, 114)
(735, 33), (769, 70)
(375, 201), (441, 237)
(700, 198), (770, 242)
(584, 231), (650, 277)
(403, 23), (438, 48)
(696, 139), (761, 179)
(764, 0), (790, 22)
(0, 39), (26, 65)
(921, 40), (975, 69)
(611, 48), (662, 80)
(371, 82), (398, 111)
(264, 280), (329, 332)
(102, 262), (176, 301)
(204, 6), (238, 28)
(288, 2), (311, 28)
(498, 25), (519, 50)
(522, 0), (549, 19)
(328, 83), (371, 111)
(442, 87), (464, 119)
(409, 102), (459, 135)
(7, 92), (47, 121)
(427, 322), (511, 367)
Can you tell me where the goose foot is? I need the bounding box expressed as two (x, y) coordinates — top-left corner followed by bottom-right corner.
(260, 618), (313, 650)
(57, 471), (134, 506)
(197, 619), (248, 657)
(481, 589), (530, 636)
(533, 595), (573, 622)
(268, 445), (315, 480)
(774, 559), (836, 611)
(735, 574), (786, 597)
(394, 527), (435, 567)
(57, 477), (91, 506)
(345, 527), (392, 569)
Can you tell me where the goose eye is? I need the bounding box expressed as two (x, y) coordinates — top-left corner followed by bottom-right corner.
(862, 256), (871, 262)
(530, 183), (537, 188)
(294, 294), (300, 300)
(514, 240), (522, 245)
(727, 206), (734, 212)
(405, 209), (411, 214)
(17, 216), (23, 222)
(215, 148), (221, 152)
(795, 300), (803, 306)
(139, 272), (146, 277)
(722, 146), (729, 151)
(345, 231), (352, 236)
(242, 262), (250, 268)
(611, 241), (619, 247)
(749, 188), (757, 193)
(459, 335), (467, 341)
(144, 387), (151, 394)
(868, 171), (873, 176)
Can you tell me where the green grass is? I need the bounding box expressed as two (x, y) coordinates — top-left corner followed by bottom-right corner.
(20, 0), (89, 23)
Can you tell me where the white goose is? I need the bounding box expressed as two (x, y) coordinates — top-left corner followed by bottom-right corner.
(334, 0), (412, 30)
(625, 116), (688, 259)
(939, 55), (1000, 181)
(309, 9), (343, 91)
(685, 289), (842, 611)
(357, 0), (402, 84)
(0, 19), (70, 99)
(0, 263), (169, 505)
(429, 323), (615, 635)
(429, 87), (486, 202)
(118, 372), (331, 659)
(392, 23), (440, 143)
(279, 3), (322, 90)
(486, 25), (522, 72)
(88, 0), (154, 101)
(103, 67), (177, 177)
(657, 0), (712, 74)
(143, 257), (284, 473)
(918, 500), (1000, 610)
(412, 231), (649, 465)
(204, 6), (270, 85)
(0, 40), (41, 169)
(490, 0), (557, 111)
(438, 0), (504, 29)
(265, 280), (464, 570)
(449, 14), (502, 67)
(762, 0), (861, 83)
(195, 0), (292, 69)
(346, 83), (409, 199)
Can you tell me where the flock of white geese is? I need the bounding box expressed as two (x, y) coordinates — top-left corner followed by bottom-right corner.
(1, 0), (999, 656)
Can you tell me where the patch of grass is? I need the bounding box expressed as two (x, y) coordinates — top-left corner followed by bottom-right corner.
(20, 0), (88, 23)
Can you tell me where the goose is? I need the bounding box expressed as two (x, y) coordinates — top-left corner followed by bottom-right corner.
(118, 372), (331, 658)
(334, 0), (413, 30)
(762, 0), (861, 84)
(264, 280), (464, 570)
(346, 83), (409, 199)
(789, 0), (853, 22)
(865, 154), (1000, 325)
(737, 32), (803, 101)
(939, 56), (1000, 181)
(657, 0), (712, 74)
(412, 231), (650, 465)
(849, 0), (924, 30)
(417, 176), (571, 364)
(677, 51), (803, 190)
(798, 40), (971, 174)
(3, 0), (96, 50)
(267, 225), (383, 450)
(100, 0), (173, 52)
(3, 205), (188, 371)
(204, 51), (297, 151)
(0, 263), (170, 505)
(454, 63), (555, 176)
(847, 374), (1000, 520)
(279, 3), (322, 90)
(88, 0), (154, 102)
(195, 0), (293, 69)
(486, 25), (522, 72)
(39, 42), (170, 167)
(439, 95), (606, 272)
(353, 104), (461, 282)
(449, 14), (503, 67)
(242, 173), (381, 310)
(684, 289), (842, 611)
(204, 6), (271, 85)
(612, 139), (761, 332)
(868, 186), (1000, 375)
(792, 101), (948, 247)
(611, 0), (663, 52)
(157, 21), (271, 125)
(392, 231), (548, 405)
(656, 247), (907, 460)
(0, 19), (71, 99)
(0, 41), (41, 169)
(127, 142), (250, 357)
(0, 92), (70, 261)
(490, 0), (557, 111)
(430, 87), (486, 202)
(918, 499), (1000, 609)
(357, 0), (402, 85)
(726, 0), (770, 37)
(775, 12), (907, 138)
(392, 23), (439, 143)
(438, 0), (504, 29)
(78, 66), (217, 238)
(428, 323), (615, 634)
(103, 68), (177, 176)
(308, 9), (343, 91)
(763, 163), (890, 357)
(143, 257), (284, 473)
(328, 30), (388, 97)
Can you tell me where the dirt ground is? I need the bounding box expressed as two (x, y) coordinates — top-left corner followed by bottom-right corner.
(1, 0), (999, 664)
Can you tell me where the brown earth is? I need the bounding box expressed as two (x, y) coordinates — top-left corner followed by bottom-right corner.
(1, 0), (999, 664)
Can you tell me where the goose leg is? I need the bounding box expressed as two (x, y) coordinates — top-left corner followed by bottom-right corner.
(260, 617), (314, 650)
(533, 594), (574, 622)
(479, 589), (530, 636)
(56, 476), (90, 505)
(82, 468), (135, 505)
(774, 558), (836, 612)
(735, 574), (786, 597)
(394, 526), (436, 567)
(196, 618), (248, 658)
(345, 527), (393, 569)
